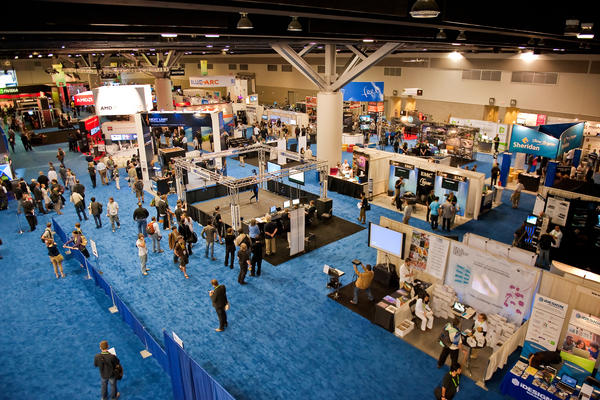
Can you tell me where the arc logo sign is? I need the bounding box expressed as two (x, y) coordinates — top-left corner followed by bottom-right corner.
(189, 75), (236, 87)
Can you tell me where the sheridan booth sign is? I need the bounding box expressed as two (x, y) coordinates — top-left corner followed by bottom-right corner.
(189, 76), (236, 88)
(509, 125), (560, 159)
(92, 85), (153, 116)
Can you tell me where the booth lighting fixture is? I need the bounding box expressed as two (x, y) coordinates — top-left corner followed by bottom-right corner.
(451, 42), (461, 46)
(61, 45), (65, 49)
(206, 44), (213, 48)
(527, 38), (535, 46)
(92, 53), (96, 56)
(33, 52), (39, 55)
(67, 54), (72, 57)
(436, 29), (447, 40)
(317, 46), (323, 49)
(161, 33), (178, 38)
(448, 51), (462, 60)
(29, 54), (33, 58)
(225, 45), (230, 48)
(48, 53), (53, 57)
(202, 51), (206, 54)
(456, 30), (467, 41)
(38, 54), (42, 58)
(410, 0), (440, 18)
(205, 34), (220, 38)
(223, 48), (229, 51)
(287, 16), (302, 32)
(309, 42), (317, 45)
(518, 46), (526, 49)
(577, 23), (594, 39)
(520, 50), (536, 61)
(362, 38), (374, 43)
(564, 19), (580, 36)
(422, 48), (428, 51)
(14, 56), (18, 59)
(237, 12), (253, 30)
(149, 48), (155, 51)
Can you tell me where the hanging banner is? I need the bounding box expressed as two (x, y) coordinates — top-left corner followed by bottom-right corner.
(367, 102), (378, 113)
(560, 310), (600, 372)
(509, 125), (560, 159)
(405, 231), (450, 280)
(445, 242), (539, 324)
(558, 122), (585, 155)
(340, 81), (384, 102)
(189, 75), (235, 87)
(524, 294), (568, 352)
(93, 85), (152, 116)
(84, 116), (99, 131)
(200, 60), (208, 76)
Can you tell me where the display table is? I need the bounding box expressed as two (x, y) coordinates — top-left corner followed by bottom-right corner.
(327, 175), (367, 198)
(518, 173), (541, 192)
(500, 362), (579, 400)
(342, 133), (364, 146)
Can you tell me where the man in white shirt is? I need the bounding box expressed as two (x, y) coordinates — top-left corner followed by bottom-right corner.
(566, 148), (575, 165)
(136, 233), (149, 275)
(97, 160), (108, 185)
(399, 261), (413, 288)
(511, 181), (524, 208)
(70, 191), (88, 221)
(106, 197), (121, 233)
(253, 124), (260, 139)
(47, 167), (58, 183)
(305, 147), (313, 159)
(550, 225), (563, 249)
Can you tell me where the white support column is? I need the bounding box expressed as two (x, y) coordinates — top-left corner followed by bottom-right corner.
(155, 77), (174, 111)
(316, 91), (343, 169)
(324, 44), (337, 85)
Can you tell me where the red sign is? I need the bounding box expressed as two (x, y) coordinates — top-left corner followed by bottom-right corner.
(74, 92), (94, 106)
(536, 114), (547, 125)
(84, 115), (99, 132)
(377, 102), (384, 112)
(305, 96), (317, 106)
(367, 102), (377, 113)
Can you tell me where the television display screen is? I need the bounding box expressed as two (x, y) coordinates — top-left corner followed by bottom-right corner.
(360, 124), (370, 130)
(441, 177), (459, 191)
(368, 222), (404, 257)
(526, 215), (538, 225)
(283, 200), (291, 208)
(267, 162), (281, 173)
(356, 156), (367, 169)
(289, 170), (305, 185)
(359, 115), (371, 122)
(395, 167), (410, 179)
(292, 198), (300, 205)
(270, 206), (277, 213)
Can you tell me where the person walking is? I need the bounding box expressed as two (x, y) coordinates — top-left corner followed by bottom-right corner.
(511, 181), (524, 208)
(209, 279), (229, 332)
(106, 156), (116, 182)
(249, 170), (259, 203)
(72, 179), (86, 207)
(173, 236), (189, 279)
(127, 163), (137, 189)
(22, 194), (37, 231)
(224, 227), (236, 269)
(40, 222), (55, 242)
(89, 197), (103, 229)
(106, 197), (121, 232)
(429, 196), (440, 230)
(97, 159), (108, 185)
(358, 192), (369, 224)
(7, 128), (15, 152)
(437, 317), (462, 368)
(133, 178), (144, 203)
(88, 162), (97, 188)
(136, 233), (149, 276)
(237, 242), (251, 284)
(180, 213), (195, 255)
(93, 340), (121, 400)
(535, 232), (555, 270)
(490, 163), (500, 186)
(440, 199), (456, 231)
(201, 220), (217, 260)
(45, 238), (65, 278)
(426, 189), (436, 222)
(113, 168), (120, 190)
(212, 206), (224, 244)
(402, 199), (413, 225)
(156, 195), (170, 230)
(350, 262), (374, 304)
(59, 165), (68, 186)
(250, 237), (264, 277)
(147, 216), (163, 253)
(493, 133), (500, 153)
(133, 203), (149, 236)
(56, 147), (66, 166)
(264, 215), (278, 255)
(70, 190), (88, 221)
(168, 226), (181, 264)
(435, 363), (462, 400)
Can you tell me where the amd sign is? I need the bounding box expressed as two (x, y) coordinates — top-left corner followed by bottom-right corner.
(93, 85), (152, 116)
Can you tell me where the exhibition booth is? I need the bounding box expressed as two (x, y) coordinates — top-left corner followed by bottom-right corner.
(340, 147), (486, 219)
(449, 116), (511, 153)
(419, 122), (479, 164)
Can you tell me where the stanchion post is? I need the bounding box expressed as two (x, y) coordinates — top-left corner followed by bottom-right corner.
(83, 258), (92, 280)
(108, 287), (118, 314)
(140, 335), (152, 359)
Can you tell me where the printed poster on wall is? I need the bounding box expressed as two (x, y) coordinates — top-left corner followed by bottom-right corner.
(525, 294), (568, 351)
(406, 231), (450, 280)
(445, 242), (539, 324)
(560, 310), (600, 372)
(545, 196), (570, 226)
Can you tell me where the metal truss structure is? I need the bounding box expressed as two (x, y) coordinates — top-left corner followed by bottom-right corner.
(171, 143), (329, 230)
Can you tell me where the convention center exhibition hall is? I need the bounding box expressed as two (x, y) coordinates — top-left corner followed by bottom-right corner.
(2, 1), (600, 399)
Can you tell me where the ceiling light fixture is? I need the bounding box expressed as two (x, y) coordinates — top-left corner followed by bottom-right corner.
(410, 0), (440, 18)
(362, 39), (374, 43)
(448, 51), (462, 60)
(287, 16), (302, 32)
(161, 33), (177, 38)
(206, 45), (213, 48)
(29, 55), (33, 58)
(205, 34), (220, 38)
(436, 29), (446, 40)
(520, 51), (536, 61)
(237, 12), (253, 30)
(451, 43), (461, 46)
(456, 30), (467, 41)
(527, 38), (535, 46)
(48, 53), (53, 57)
(577, 23), (594, 39)
(14, 56), (18, 59)
(61, 45), (65, 49)
(38, 54), (42, 58)
(564, 19), (580, 36)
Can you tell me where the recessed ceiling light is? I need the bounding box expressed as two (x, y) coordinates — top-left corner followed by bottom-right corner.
(161, 33), (178, 38)
(61, 45), (65, 49)
(518, 46), (526, 49)
(317, 46), (323, 49)
(206, 45), (213, 48)
(553, 48), (560, 51)
(410, 0), (440, 18)
(67, 54), (71, 57)
(149, 48), (155, 51)
(38, 54), (42, 58)
(225, 45), (230, 48)
(362, 39), (374, 43)
(14, 56), (18, 59)
(202, 51), (206, 54)
(29, 55), (33, 58)
(48, 53), (53, 57)
(309, 42), (317, 45)
(451, 43), (461, 46)
(205, 34), (220, 38)
(33, 52), (39, 55)
(422, 48), (428, 51)
(520, 51), (536, 61)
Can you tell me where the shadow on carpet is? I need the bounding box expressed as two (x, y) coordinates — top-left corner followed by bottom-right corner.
(326, 281), (392, 321)
(264, 216), (365, 266)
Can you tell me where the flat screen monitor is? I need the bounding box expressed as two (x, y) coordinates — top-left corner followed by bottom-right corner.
(270, 206), (277, 213)
(395, 167), (410, 179)
(560, 374), (577, 389)
(360, 124), (370, 130)
(442, 177), (459, 191)
(452, 301), (466, 313)
(359, 115), (371, 122)
(292, 198), (300, 205)
(289, 170), (305, 185)
(261, 115), (268, 120)
(283, 200), (291, 208)
(267, 161), (280, 173)
(368, 222), (404, 257)
(526, 215), (538, 225)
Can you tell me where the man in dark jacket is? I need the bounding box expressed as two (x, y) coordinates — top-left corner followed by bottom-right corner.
(490, 163), (500, 186)
(90, 197), (103, 228)
(93, 340), (120, 400)
(22, 195), (37, 231)
(32, 182), (47, 214)
(157, 195), (169, 229)
(72, 180), (86, 206)
(132, 203), (149, 236)
(209, 279), (229, 332)
(37, 171), (49, 188)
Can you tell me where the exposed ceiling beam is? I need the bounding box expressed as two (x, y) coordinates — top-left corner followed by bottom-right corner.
(346, 45), (367, 61)
(271, 43), (328, 90)
(298, 44), (315, 58)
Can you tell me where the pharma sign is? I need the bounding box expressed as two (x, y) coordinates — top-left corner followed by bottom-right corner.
(509, 125), (560, 159)
(189, 75), (236, 87)
(340, 81), (384, 102)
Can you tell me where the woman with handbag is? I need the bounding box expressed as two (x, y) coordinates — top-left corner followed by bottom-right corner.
(46, 238), (65, 278)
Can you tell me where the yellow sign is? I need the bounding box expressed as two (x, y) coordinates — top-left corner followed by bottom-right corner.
(200, 60), (208, 76)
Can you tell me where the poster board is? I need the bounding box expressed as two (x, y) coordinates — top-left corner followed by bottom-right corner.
(525, 294), (568, 352)
(446, 242), (539, 324)
(533, 194), (546, 217)
(560, 310), (600, 373)
(545, 196), (570, 226)
(405, 231), (450, 281)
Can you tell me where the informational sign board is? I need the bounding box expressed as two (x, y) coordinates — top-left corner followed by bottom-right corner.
(545, 196), (570, 226)
(525, 294), (568, 351)
(405, 231), (450, 280)
(90, 239), (98, 258)
(561, 310), (600, 372)
(93, 85), (152, 116)
(509, 125), (560, 159)
(340, 81), (384, 102)
(189, 75), (236, 88)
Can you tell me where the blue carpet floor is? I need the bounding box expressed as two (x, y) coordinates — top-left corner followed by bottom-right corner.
(1, 141), (525, 399)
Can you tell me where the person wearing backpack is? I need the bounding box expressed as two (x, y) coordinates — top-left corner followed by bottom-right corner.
(89, 197), (103, 229)
(94, 340), (121, 400)
(437, 317), (462, 369)
(147, 217), (163, 253)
